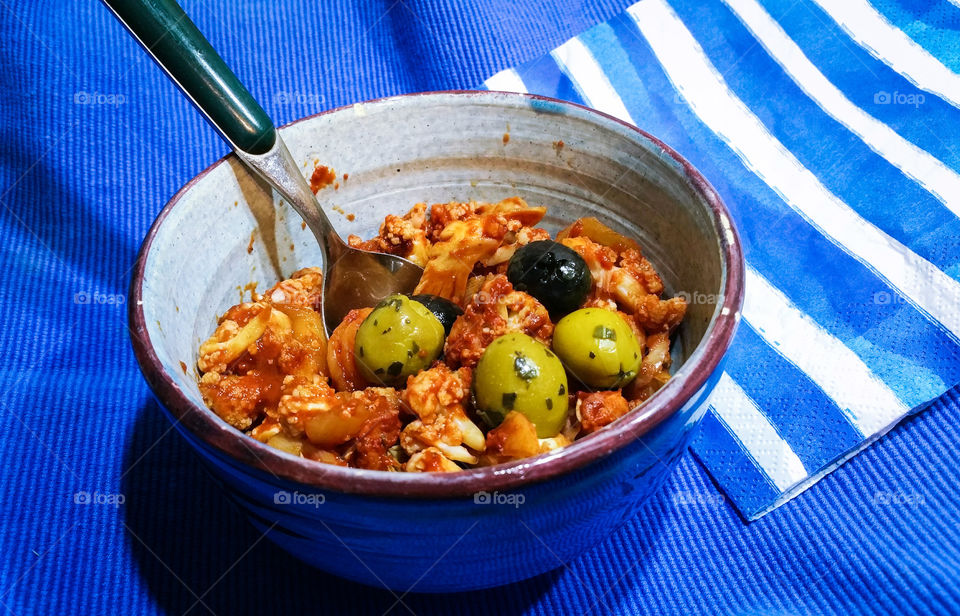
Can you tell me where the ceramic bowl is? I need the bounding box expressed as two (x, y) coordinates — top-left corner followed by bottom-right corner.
(129, 91), (743, 592)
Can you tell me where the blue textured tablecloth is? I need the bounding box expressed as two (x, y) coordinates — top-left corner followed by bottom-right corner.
(1, 1), (958, 614)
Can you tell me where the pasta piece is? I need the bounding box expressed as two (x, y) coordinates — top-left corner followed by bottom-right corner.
(482, 226), (552, 268)
(302, 446), (349, 466)
(273, 304), (328, 377)
(414, 197), (546, 303)
(556, 216), (640, 253)
(249, 416), (282, 442)
(424, 199), (543, 242)
(424, 201), (485, 242)
(265, 432), (305, 456)
(286, 376), (401, 471)
(326, 307), (372, 392)
(538, 433), (572, 453)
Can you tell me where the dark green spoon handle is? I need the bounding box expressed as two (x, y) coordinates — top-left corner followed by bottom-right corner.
(102, 0), (276, 154)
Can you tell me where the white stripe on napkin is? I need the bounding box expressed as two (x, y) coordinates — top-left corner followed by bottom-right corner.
(710, 373), (808, 491)
(627, 0), (960, 340)
(484, 68), (528, 93)
(809, 0), (960, 109)
(722, 0), (960, 217)
(742, 266), (907, 435)
(551, 38), (636, 123)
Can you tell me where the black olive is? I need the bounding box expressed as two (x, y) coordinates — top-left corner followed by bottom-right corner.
(408, 294), (464, 335)
(506, 240), (591, 317)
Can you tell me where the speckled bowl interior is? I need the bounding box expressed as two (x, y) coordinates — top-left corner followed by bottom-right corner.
(133, 91), (741, 495)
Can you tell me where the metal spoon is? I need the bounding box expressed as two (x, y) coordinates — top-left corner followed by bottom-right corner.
(103, 0), (424, 334)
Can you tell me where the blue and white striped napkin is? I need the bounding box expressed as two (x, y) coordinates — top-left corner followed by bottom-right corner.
(483, 0), (960, 519)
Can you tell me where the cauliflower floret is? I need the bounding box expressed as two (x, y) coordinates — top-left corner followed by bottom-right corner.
(405, 447), (461, 472)
(576, 390), (631, 435)
(444, 274), (553, 368)
(400, 364), (485, 464)
(342, 387), (402, 471)
(278, 375), (339, 439)
(624, 332), (673, 403)
(347, 203), (430, 266)
(537, 433), (572, 453)
(259, 267), (324, 311)
(424, 201), (485, 242)
(197, 303), (271, 373)
(561, 236), (686, 332)
(199, 371), (271, 430)
(414, 197), (546, 303)
(482, 225), (552, 269)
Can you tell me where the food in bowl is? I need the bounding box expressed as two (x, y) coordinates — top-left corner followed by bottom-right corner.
(196, 196), (687, 472)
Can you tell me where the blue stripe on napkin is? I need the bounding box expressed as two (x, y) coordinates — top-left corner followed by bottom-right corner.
(483, 0), (960, 519)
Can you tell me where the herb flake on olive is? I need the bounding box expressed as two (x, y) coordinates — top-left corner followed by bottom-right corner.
(593, 326), (616, 340)
(506, 241), (591, 317)
(354, 294), (445, 387)
(513, 354), (539, 381)
(473, 333), (569, 438)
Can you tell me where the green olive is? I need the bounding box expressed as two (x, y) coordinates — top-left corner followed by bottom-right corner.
(473, 333), (569, 438)
(354, 295), (445, 386)
(552, 309), (642, 389)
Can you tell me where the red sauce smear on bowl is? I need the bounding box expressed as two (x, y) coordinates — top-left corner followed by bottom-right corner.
(310, 164), (337, 194)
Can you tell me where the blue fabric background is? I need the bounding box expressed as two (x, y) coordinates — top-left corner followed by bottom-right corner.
(1, 1), (958, 613)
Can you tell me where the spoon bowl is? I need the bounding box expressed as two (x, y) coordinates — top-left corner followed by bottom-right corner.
(321, 241), (424, 331)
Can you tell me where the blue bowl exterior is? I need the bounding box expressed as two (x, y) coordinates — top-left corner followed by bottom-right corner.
(157, 361), (723, 593)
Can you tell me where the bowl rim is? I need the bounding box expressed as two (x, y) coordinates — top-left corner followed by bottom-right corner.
(128, 90), (744, 498)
